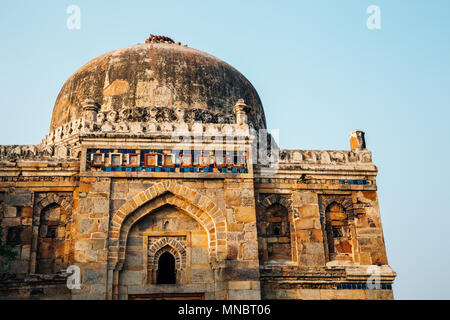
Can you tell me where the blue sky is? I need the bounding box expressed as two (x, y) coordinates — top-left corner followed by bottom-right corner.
(1, 0), (449, 299)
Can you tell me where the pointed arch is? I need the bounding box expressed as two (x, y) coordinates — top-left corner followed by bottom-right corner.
(107, 181), (226, 299)
(153, 245), (183, 271)
(322, 198), (353, 262)
(156, 250), (177, 284)
(30, 193), (73, 274)
(321, 196), (353, 215)
(325, 201), (347, 216)
(148, 237), (186, 271)
(108, 181), (226, 270)
(259, 194), (295, 218)
(34, 193), (72, 218)
(257, 194), (295, 263)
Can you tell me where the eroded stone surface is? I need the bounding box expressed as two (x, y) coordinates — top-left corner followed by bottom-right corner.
(50, 43), (266, 132)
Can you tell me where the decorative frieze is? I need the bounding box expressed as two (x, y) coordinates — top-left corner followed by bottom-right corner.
(85, 148), (248, 173)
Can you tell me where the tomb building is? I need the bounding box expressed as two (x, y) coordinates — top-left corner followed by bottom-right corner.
(0, 35), (396, 300)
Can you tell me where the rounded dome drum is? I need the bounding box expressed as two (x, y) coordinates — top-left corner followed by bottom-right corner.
(50, 41), (266, 131)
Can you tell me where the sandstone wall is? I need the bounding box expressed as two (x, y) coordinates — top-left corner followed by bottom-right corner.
(0, 145), (395, 300)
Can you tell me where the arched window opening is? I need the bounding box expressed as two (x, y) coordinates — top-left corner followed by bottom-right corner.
(258, 203), (292, 263)
(36, 203), (64, 274)
(325, 202), (352, 261)
(157, 251), (176, 284)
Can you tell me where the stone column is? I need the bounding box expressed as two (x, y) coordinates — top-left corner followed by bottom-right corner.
(233, 99), (251, 126)
(81, 97), (100, 123)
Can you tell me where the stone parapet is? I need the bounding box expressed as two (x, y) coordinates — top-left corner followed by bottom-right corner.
(39, 117), (253, 147)
(0, 145), (80, 162)
(280, 149), (373, 165)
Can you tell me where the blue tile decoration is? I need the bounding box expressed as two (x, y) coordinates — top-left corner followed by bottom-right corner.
(86, 148), (248, 174)
(336, 283), (392, 290)
(339, 179), (369, 185)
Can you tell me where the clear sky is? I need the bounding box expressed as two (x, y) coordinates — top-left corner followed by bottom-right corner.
(1, 0), (449, 299)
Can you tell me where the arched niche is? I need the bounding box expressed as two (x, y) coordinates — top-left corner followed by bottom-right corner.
(116, 198), (214, 299)
(324, 202), (353, 261)
(257, 203), (293, 263)
(107, 181), (227, 300)
(156, 248), (177, 284)
(31, 193), (72, 274)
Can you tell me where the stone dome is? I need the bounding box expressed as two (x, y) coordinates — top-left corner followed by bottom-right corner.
(50, 39), (266, 131)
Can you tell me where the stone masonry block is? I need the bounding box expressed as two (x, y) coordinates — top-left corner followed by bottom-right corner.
(292, 191), (317, 206)
(5, 192), (33, 206)
(228, 281), (252, 290)
(297, 205), (319, 219)
(234, 207), (256, 223)
(93, 198), (109, 214)
(5, 206), (17, 218)
(295, 218), (315, 230)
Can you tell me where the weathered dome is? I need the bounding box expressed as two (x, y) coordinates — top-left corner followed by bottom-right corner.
(50, 40), (266, 131)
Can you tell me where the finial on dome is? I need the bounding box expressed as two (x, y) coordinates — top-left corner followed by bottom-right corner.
(233, 99), (252, 125)
(145, 34), (175, 44)
(81, 96), (100, 122)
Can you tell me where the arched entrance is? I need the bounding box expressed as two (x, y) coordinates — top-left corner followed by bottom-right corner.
(108, 181), (228, 300)
(118, 203), (211, 299)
